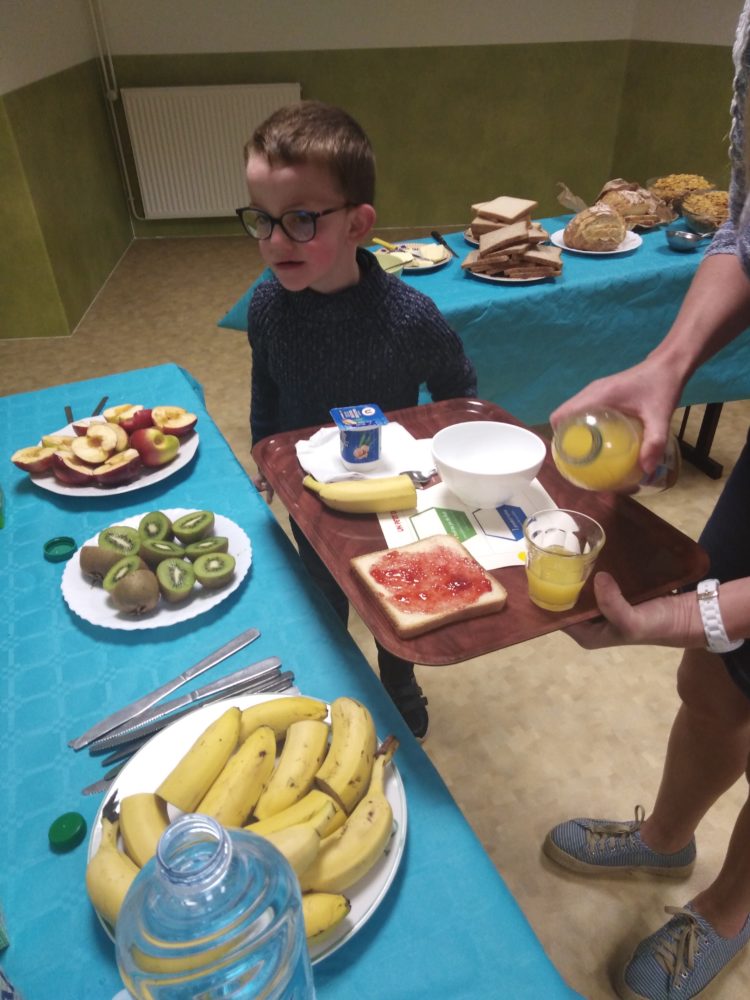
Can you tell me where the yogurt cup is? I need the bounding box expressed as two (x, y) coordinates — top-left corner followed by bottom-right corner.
(330, 404), (388, 471)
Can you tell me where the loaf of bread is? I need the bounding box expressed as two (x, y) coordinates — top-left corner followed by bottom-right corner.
(351, 534), (507, 638)
(563, 204), (626, 251)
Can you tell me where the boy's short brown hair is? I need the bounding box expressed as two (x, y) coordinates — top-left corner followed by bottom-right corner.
(245, 100), (375, 206)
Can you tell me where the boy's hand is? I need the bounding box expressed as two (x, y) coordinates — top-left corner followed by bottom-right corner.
(252, 473), (274, 504)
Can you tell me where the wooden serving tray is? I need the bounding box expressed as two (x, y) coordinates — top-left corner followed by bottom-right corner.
(253, 399), (708, 665)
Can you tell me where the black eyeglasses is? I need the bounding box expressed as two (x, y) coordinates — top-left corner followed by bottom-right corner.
(235, 205), (351, 243)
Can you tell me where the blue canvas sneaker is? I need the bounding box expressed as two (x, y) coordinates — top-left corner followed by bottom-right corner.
(544, 805), (696, 877)
(616, 903), (750, 999)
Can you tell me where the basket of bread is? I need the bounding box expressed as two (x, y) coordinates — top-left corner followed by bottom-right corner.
(461, 195), (563, 281)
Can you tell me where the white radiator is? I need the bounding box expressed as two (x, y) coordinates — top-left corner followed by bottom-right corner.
(121, 83), (301, 219)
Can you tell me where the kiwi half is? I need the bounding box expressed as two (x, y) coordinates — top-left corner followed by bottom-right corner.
(172, 510), (215, 544)
(193, 552), (235, 590)
(111, 568), (160, 614)
(79, 545), (126, 584)
(140, 538), (186, 568)
(103, 555), (148, 592)
(156, 558), (196, 603)
(138, 510), (173, 542)
(98, 525), (141, 556)
(184, 536), (229, 560)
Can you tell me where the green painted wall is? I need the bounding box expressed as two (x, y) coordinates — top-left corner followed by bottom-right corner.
(0, 99), (68, 340)
(116, 40), (630, 236)
(1, 39), (737, 340)
(2, 61), (131, 341)
(614, 41), (733, 194)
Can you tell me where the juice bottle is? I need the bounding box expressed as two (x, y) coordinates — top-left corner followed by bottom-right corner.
(551, 409), (680, 493)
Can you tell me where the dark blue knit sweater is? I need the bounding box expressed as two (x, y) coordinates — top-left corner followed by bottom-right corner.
(248, 247), (477, 445)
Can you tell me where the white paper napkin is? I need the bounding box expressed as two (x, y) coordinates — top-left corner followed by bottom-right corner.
(296, 422), (435, 483)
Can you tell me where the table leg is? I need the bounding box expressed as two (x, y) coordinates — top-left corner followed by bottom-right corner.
(677, 403), (724, 479)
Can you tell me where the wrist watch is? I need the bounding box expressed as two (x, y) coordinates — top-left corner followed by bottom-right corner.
(696, 579), (744, 653)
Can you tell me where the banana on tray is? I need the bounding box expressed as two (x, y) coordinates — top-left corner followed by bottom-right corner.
(302, 474), (416, 514)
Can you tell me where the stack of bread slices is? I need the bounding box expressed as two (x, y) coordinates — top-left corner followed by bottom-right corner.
(462, 196), (562, 280)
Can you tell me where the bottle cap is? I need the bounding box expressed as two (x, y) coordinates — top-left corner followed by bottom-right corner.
(43, 536), (77, 562)
(48, 811), (87, 852)
(556, 421), (603, 464)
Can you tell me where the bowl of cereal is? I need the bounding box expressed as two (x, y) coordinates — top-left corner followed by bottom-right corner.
(682, 189), (729, 235)
(647, 173), (714, 214)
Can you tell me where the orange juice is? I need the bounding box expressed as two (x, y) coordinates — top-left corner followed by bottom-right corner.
(525, 545), (587, 611)
(552, 411), (643, 491)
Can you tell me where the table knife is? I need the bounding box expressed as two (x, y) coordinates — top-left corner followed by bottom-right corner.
(430, 230), (459, 258)
(96, 669), (296, 765)
(81, 671), (296, 796)
(69, 626), (261, 750)
(88, 657), (284, 752)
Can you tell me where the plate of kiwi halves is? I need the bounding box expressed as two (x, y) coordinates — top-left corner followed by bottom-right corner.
(61, 508), (252, 630)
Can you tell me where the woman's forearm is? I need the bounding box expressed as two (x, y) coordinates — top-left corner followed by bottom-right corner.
(646, 252), (750, 386)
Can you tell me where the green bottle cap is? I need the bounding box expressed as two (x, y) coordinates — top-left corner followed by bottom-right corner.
(48, 811), (87, 852)
(43, 536), (77, 562)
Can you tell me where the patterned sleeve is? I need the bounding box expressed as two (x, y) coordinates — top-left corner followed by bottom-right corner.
(247, 285), (280, 446)
(412, 294), (478, 401)
(706, 6), (750, 258)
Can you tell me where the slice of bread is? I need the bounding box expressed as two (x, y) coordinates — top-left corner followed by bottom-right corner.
(471, 195), (538, 223)
(479, 221), (531, 256)
(351, 534), (507, 638)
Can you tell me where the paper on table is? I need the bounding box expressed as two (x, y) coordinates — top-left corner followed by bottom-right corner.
(296, 423), (434, 483)
(377, 479), (556, 570)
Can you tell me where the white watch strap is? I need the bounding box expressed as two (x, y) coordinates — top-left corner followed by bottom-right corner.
(696, 579), (744, 654)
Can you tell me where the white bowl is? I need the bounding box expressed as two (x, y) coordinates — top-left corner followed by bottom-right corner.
(431, 421), (546, 508)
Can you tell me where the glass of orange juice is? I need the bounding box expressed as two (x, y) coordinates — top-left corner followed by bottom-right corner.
(523, 509), (605, 612)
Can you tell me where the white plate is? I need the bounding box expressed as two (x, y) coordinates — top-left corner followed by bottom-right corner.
(30, 417), (199, 497)
(465, 270), (555, 285)
(372, 244), (451, 274)
(549, 228), (643, 256)
(61, 508), (251, 630)
(87, 692), (408, 965)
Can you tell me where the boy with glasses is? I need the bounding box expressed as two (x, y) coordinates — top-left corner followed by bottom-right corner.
(239, 100), (477, 740)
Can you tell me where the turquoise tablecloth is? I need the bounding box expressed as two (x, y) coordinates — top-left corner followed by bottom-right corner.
(219, 216), (750, 425)
(0, 364), (580, 999)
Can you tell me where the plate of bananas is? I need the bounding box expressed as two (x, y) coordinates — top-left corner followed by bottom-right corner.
(85, 691), (407, 964)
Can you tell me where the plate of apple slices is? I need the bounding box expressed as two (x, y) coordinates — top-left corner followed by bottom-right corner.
(10, 404), (199, 497)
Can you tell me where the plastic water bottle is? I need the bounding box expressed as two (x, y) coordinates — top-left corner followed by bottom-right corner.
(551, 409), (680, 494)
(115, 813), (315, 999)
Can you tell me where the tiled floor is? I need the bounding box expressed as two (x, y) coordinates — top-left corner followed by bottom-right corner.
(3, 235), (749, 999)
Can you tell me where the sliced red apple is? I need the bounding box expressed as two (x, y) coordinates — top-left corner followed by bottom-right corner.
(130, 427), (180, 467)
(72, 420), (92, 437)
(93, 448), (142, 486)
(11, 445), (56, 474)
(110, 423), (129, 453)
(103, 403), (137, 425)
(70, 423), (119, 464)
(40, 434), (75, 451)
(119, 406), (153, 434)
(151, 405), (197, 437)
(52, 451), (98, 485)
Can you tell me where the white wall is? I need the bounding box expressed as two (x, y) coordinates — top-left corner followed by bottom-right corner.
(1, 0), (744, 95)
(0, 0), (95, 94)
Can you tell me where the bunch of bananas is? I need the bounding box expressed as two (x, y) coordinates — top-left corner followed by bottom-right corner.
(85, 695), (399, 949)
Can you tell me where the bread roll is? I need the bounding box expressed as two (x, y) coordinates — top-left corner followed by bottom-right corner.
(351, 534), (507, 638)
(563, 204), (626, 252)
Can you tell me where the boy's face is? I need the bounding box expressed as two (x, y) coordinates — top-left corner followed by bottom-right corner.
(245, 154), (374, 293)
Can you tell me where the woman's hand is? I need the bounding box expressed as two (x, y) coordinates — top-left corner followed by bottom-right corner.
(550, 356), (681, 476)
(252, 473), (274, 504)
(564, 572), (703, 650)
